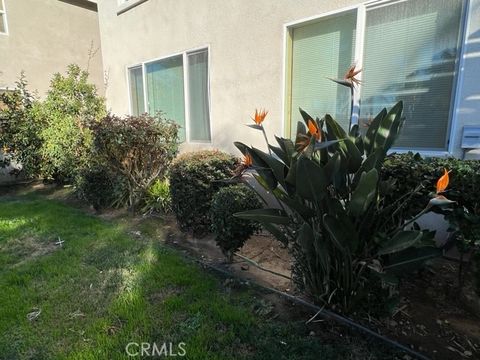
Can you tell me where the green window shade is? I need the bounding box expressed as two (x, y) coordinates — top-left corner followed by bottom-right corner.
(128, 66), (145, 116)
(146, 55), (186, 141)
(188, 50), (211, 142)
(290, 11), (356, 136)
(360, 0), (463, 150)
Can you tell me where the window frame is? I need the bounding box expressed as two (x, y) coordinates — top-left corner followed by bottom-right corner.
(126, 45), (212, 144)
(0, 0), (9, 36)
(283, 0), (470, 157)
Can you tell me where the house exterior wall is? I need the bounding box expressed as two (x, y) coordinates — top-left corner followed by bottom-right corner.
(97, 0), (480, 158)
(0, 0), (104, 97)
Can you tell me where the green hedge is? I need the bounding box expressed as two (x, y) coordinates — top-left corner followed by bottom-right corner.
(169, 150), (238, 236)
(210, 184), (263, 261)
(382, 153), (480, 216)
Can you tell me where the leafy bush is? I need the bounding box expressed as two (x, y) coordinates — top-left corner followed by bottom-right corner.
(0, 74), (42, 178)
(141, 179), (172, 215)
(169, 150), (238, 236)
(210, 184), (263, 261)
(75, 165), (128, 211)
(37, 64), (106, 182)
(234, 99), (452, 313)
(92, 113), (178, 210)
(383, 152), (480, 289)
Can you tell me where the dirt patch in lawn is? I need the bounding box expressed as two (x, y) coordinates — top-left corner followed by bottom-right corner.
(0, 235), (59, 267)
(160, 217), (480, 360)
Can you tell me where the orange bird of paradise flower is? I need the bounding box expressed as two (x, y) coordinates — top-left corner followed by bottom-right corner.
(242, 153), (253, 167)
(436, 169), (450, 194)
(252, 109), (268, 125)
(307, 119), (322, 141)
(344, 65), (362, 88)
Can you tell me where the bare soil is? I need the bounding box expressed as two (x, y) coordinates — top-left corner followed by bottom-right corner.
(163, 217), (480, 360)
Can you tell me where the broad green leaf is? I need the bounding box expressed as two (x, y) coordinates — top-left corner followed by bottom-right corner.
(364, 108), (386, 156)
(323, 152), (341, 183)
(252, 147), (287, 188)
(299, 107), (314, 127)
(349, 168), (378, 216)
(234, 208), (290, 224)
(344, 138), (362, 173)
(269, 145), (288, 164)
(373, 101), (403, 153)
(234, 141), (250, 155)
(296, 155), (328, 202)
(275, 136), (295, 164)
(384, 246), (442, 272)
(378, 230), (423, 255)
(325, 114), (348, 140)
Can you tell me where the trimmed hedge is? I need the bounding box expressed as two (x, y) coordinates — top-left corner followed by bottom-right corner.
(210, 184), (263, 261)
(169, 150), (239, 236)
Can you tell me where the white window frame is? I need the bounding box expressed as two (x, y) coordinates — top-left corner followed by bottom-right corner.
(282, 0), (470, 157)
(126, 45), (212, 144)
(0, 0), (9, 36)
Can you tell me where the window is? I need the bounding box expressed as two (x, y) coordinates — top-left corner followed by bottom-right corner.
(287, 0), (465, 152)
(127, 48), (211, 143)
(128, 66), (145, 116)
(0, 0), (8, 35)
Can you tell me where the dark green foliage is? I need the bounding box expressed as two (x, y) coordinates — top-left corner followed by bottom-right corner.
(92, 113), (179, 210)
(383, 152), (480, 290)
(75, 165), (128, 211)
(235, 102), (448, 313)
(169, 150), (238, 236)
(210, 184), (263, 261)
(0, 74), (42, 178)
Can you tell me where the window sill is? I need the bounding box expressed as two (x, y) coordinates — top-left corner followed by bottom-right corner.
(117, 0), (148, 15)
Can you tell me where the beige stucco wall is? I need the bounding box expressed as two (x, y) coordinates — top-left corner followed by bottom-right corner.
(97, 0), (480, 157)
(0, 0), (104, 97)
(97, 0), (365, 155)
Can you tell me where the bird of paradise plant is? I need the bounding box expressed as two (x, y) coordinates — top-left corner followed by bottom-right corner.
(233, 67), (453, 313)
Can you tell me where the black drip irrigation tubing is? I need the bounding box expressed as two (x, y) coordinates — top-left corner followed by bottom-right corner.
(177, 250), (431, 360)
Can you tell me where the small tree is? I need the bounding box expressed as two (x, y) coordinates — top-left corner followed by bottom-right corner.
(92, 113), (179, 210)
(37, 64), (106, 182)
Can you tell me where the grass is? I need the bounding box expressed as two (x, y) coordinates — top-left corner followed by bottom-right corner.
(0, 191), (397, 359)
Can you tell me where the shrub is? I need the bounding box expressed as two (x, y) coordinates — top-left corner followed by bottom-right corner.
(75, 165), (128, 211)
(210, 184), (263, 261)
(0, 74), (42, 178)
(141, 179), (172, 215)
(169, 150), (238, 236)
(37, 64), (106, 182)
(92, 113), (179, 211)
(382, 152), (480, 289)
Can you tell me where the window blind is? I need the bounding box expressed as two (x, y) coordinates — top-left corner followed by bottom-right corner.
(146, 55), (186, 141)
(187, 50), (211, 142)
(360, 0), (463, 150)
(290, 11), (357, 136)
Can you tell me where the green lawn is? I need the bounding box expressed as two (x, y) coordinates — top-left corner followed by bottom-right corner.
(0, 192), (397, 359)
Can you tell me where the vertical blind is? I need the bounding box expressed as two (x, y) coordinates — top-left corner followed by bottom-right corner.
(290, 11), (357, 136)
(360, 0), (463, 150)
(146, 55), (186, 141)
(128, 66), (145, 116)
(188, 50), (211, 142)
